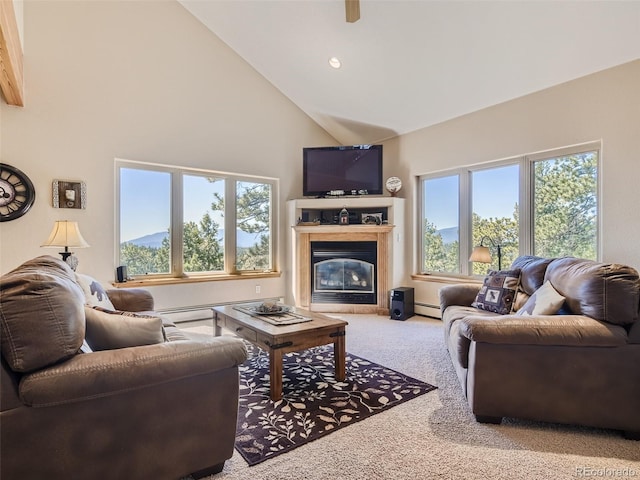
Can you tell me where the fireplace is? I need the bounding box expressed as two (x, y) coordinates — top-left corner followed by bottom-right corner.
(311, 241), (377, 304)
(290, 220), (395, 314)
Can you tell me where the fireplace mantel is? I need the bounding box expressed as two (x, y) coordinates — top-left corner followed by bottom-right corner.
(293, 224), (393, 235)
(287, 198), (405, 314)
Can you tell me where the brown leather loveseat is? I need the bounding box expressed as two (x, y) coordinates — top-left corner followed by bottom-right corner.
(1, 256), (248, 479)
(439, 255), (640, 438)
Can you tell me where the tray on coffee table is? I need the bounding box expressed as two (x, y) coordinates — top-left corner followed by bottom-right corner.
(233, 303), (313, 325)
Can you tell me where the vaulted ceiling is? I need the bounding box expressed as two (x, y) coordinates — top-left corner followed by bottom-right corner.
(181, 0), (640, 145)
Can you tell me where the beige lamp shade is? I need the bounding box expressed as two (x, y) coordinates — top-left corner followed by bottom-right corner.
(41, 221), (90, 248)
(469, 245), (492, 264)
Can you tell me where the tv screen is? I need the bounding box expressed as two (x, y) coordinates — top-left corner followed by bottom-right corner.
(303, 145), (383, 197)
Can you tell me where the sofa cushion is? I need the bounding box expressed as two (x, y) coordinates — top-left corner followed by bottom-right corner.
(545, 257), (640, 326)
(516, 280), (565, 316)
(84, 307), (165, 351)
(75, 273), (116, 310)
(0, 256), (85, 372)
(472, 269), (521, 315)
(510, 256), (554, 295)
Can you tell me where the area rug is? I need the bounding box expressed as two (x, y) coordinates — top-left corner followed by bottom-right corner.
(235, 344), (437, 466)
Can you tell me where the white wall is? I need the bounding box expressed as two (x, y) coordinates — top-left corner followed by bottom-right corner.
(384, 60), (640, 313)
(0, 0), (335, 311)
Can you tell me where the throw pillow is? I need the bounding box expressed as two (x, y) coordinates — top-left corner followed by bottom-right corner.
(75, 273), (116, 310)
(84, 306), (165, 351)
(472, 269), (521, 315)
(516, 280), (565, 316)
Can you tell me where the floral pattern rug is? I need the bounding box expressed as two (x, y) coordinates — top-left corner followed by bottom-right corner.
(235, 344), (437, 466)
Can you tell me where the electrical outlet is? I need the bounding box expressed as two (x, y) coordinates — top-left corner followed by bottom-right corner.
(255, 285), (261, 294)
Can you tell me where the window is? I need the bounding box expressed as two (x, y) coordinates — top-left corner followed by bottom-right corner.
(119, 168), (172, 275)
(117, 160), (278, 278)
(421, 175), (460, 273)
(235, 181), (272, 271)
(471, 164), (519, 274)
(532, 150), (598, 260)
(182, 174), (225, 273)
(419, 142), (599, 276)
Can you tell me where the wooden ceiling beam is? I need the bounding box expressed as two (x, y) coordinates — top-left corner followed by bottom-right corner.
(0, 0), (24, 107)
(345, 0), (360, 23)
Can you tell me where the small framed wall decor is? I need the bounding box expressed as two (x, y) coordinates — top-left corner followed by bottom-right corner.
(53, 180), (86, 209)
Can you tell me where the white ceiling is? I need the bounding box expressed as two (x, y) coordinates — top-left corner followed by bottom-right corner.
(179, 0), (640, 145)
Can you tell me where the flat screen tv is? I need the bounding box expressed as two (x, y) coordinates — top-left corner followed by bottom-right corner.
(303, 145), (383, 197)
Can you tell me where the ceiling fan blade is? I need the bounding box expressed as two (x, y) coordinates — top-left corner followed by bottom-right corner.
(345, 0), (360, 23)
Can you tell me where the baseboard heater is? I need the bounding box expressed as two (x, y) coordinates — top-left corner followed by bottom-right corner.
(157, 297), (282, 324)
(414, 301), (441, 319)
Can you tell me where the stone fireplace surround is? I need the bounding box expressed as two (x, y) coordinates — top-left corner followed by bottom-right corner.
(287, 197), (405, 314)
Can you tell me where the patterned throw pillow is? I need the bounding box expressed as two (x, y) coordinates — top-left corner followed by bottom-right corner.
(75, 273), (116, 310)
(516, 280), (565, 316)
(472, 269), (521, 315)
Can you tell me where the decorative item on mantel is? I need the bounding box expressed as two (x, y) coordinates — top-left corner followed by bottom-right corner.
(385, 176), (402, 197)
(297, 218), (320, 226)
(41, 220), (90, 271)
(339, 206), (349, 225)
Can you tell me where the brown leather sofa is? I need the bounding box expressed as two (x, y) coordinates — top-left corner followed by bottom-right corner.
(439, 256), (640, 438)
(1, 256), (248, 479)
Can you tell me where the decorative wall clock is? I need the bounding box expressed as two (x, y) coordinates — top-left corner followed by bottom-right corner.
(0, 163), (36, 222)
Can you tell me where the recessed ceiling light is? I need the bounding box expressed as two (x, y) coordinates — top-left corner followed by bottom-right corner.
(328, 57), (342, 69)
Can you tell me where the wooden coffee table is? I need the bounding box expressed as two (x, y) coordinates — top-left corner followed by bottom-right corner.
(212, 305), (348, 401)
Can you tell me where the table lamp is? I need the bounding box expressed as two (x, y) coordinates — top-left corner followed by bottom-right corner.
(41, 220), (90, 271)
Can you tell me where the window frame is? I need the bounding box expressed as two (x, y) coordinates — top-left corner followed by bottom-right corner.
(116, 159), (279, 280)
(417, 141), (601, 277)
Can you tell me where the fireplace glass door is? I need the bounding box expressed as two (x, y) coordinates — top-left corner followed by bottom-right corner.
(314, 259), (374, 293)
(311, 241), (377, 304)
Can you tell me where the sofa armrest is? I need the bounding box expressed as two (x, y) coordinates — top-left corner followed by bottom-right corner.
(106, 288), (154, 312)
(19, 336), (247, 407)
(439, 284), (481, 312)
(459, 315), (629, 347)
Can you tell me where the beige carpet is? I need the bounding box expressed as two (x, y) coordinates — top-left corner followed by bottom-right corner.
(181, 314), (640, 480)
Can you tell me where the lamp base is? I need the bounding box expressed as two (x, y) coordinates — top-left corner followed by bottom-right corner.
(59, 251), (79, 271)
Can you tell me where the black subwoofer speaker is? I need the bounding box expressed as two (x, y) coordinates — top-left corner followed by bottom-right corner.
(389, 287), (414, 320)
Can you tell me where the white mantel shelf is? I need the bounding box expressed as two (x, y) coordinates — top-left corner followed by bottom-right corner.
(287, 197), (405, 315)
(293, 224), (394, 234)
